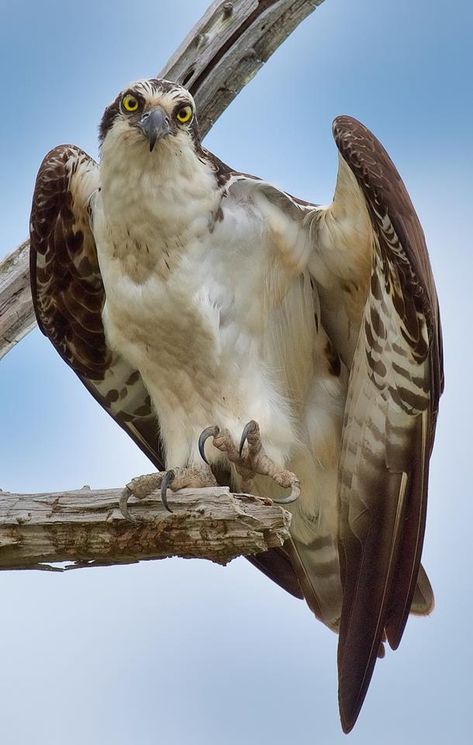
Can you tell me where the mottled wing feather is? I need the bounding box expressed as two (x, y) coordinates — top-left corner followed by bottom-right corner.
(332, 117), (443, 732)
(30, 145), (164, 470)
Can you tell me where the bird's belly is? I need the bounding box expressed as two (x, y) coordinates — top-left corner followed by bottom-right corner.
(103, 269), (220, 397)
(101, 260), (297, 467)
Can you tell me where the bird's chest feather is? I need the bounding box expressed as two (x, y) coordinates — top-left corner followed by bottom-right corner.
(94, 170), (271, 386)
(103, 246), (224, 372)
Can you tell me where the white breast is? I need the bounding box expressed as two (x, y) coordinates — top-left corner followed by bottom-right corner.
(92, 146), (303, 467)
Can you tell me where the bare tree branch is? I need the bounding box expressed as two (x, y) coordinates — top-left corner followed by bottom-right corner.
(0, 241), (34, 360)
(0, 0), (325, 360)
(0, 486), (291, 571)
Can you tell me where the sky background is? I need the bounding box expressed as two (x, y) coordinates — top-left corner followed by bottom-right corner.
(1, 0), (472, 742)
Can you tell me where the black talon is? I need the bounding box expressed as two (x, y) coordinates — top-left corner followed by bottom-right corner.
(160, 469), (175, 513)
(239, 420), (257, 457)
(119, 485), (141, 522)
(198, 425), (219, 464)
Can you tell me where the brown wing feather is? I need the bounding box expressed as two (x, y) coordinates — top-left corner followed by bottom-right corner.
(332, 117), (443, 732)
(30, 144), (164, 470)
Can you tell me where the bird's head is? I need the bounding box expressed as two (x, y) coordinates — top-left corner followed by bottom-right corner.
(99, 78), (200, 156)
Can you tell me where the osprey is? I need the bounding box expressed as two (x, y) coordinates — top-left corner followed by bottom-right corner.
(30, 78), (443, 732)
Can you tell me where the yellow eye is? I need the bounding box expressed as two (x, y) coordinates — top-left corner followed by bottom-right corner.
(176, 105), (193, 124)
(122, 94), (140, 112)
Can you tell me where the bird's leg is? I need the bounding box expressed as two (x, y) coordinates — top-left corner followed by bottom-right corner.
(238, 421), (301, 502)
(120, 464), (217, 520)
(199, 420), (300, 504)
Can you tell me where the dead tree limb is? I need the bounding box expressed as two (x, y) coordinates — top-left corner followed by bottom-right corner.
(0, 241), (34, 360)
(0, 0), (326, 360)
(0, 486), (291, 571)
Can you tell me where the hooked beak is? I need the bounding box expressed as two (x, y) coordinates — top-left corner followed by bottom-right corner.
(138, 107), (171, 151)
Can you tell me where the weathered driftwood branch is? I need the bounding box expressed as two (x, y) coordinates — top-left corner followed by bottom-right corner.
(0, 241), (34, 360)
(0, 486), (291, 571)
(0, 0), (325, 360)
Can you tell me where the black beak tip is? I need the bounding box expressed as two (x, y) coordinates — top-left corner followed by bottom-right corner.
(139, 107), (170, 152)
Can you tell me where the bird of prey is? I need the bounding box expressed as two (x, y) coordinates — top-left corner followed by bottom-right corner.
(30, 78), (443, 732)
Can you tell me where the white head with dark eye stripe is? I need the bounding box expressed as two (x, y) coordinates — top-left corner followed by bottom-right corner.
(99, 78), (200, 154)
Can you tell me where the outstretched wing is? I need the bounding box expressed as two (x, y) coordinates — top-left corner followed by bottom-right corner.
(30, 144), (164, 470)
(328, 117), (443, 732)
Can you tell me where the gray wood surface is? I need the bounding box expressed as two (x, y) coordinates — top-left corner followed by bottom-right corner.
(0, 241), (34, 360)
(0, 486), (291, 570)
(0, 0), (325, 360)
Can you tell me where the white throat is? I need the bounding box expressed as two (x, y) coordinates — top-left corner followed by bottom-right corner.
(99, 127), (219, 239)
(94, 125), (222, 283)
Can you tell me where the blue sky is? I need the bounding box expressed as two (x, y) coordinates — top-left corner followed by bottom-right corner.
(1, 1), (472, 742)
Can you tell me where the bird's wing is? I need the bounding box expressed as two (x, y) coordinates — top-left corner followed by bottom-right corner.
(325, 117), (443, 732)
(30, 144), (164, 470)
(219, 118), (442, 731)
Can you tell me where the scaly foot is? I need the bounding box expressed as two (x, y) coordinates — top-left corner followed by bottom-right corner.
(120, 464), (217, 519)
(199, 420), (300, 504)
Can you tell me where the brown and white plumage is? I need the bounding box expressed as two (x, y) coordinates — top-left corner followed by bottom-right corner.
(30, 78), (443, 733)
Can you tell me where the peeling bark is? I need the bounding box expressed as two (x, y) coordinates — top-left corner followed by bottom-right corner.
(0, 486), (291, 571)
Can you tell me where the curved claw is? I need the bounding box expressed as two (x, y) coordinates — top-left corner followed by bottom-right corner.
(198, 425), (220, 464)
(239, 420), (258, 457)
(119, 486), (142, 522)
(160, 469), (175, 513)
(272, 479), (301, 505)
